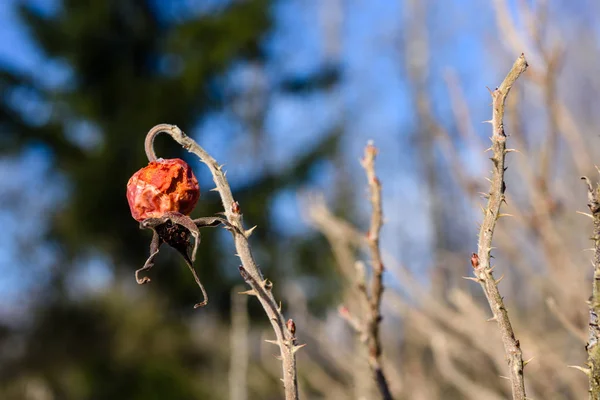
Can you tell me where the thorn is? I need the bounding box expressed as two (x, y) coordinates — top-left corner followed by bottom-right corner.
(223, 170), (228, 177)
(263, 279), (273, 291)
(478, 192), (490, 199)
(274, 355), (283, 361)
(582, 176), (593, 190)
(217, 164), (226, 171)
(265, 339), (279, 346)
(576, 211), (594, 219)
(505, 148), (519, 154)
(245, 225), (257, 237)
(498, 213), (514, 218)
(210, 187), (219, 192)
(238, 289), (257, 296)
(293, 344), (307, 354)
(488, 265), (496, 273)
(480, 205), (487, 215)
(498, 375), (510, 380)
(568, 365), (591, 376)
(523, 357), (535, 367)
(463, 276), (481, 283)
(482, 119), (493, 124)
(486, 316), (497, 322)
(278, 301), (282, 311)
(484, 146), (493, 153)
(495, 274), (505, 285)
(484, 177), (492, 183)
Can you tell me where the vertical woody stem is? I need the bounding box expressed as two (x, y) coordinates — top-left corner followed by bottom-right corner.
(582, 176), (600, 399)
(472, 54), (528, 400)
(361, 143), (393, 400)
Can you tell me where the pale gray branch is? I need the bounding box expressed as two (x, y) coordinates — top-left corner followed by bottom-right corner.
(145, 124), (301, 400)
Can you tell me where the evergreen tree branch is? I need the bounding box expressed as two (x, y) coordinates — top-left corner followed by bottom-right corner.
(470, 54), (528, 400)
(145, 124), (301, 400)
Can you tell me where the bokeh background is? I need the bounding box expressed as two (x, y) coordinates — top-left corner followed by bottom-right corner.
(0, 0), (599, 399)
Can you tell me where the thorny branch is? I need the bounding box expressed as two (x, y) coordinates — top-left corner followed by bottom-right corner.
(340, 142), (392, 400)
(582, 175), (600, 399)
(145, 124), (302, 400)
(469, 54), (528, 400)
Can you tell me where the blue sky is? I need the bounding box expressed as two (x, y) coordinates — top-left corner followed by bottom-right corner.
(0, 0), (515, 313)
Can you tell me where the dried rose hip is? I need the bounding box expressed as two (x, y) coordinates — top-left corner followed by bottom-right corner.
(126, 158), (200, 221)
(129, 124), (231, 309)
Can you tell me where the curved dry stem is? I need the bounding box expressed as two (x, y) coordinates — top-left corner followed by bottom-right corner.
(144, 124), (301, 400)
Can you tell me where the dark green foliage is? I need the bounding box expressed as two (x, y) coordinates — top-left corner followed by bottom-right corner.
(0, 0), (341, 398)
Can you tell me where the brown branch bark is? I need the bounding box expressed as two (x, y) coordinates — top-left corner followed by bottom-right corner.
(582, 175), (600, 399)
(470, 54), (528, 400)
(145, 124), (301, 400)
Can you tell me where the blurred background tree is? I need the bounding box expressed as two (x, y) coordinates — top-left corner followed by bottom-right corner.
(1, 0), (600, 399)
(0, 0), (342, 398)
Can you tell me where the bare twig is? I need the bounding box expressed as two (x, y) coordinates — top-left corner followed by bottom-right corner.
(359, 142), (392, 400)
(431, 334), (505, 400)
(230, 285), (249, 400)
(144, 124), (302, 400)
(545, 297), (587, 344)
(582, 175), (600, 399)
(470, 54), (528, 400)
(335, 143), (393, 399)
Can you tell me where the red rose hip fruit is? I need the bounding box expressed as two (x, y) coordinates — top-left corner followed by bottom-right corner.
(126, 158), (200, 221)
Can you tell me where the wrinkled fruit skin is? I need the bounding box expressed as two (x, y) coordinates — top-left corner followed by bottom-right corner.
(127, 158), (200, 221)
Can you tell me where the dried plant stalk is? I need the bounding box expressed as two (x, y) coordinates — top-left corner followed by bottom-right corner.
(229, 285), (249, 400)
(470, 54), (528, 400)
(338, 142), (393, 399)
(360, 142), (393, 400)
(582, 176), (600, 399)
(145, 124), (302, 400)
